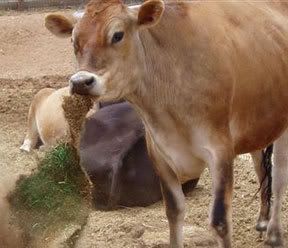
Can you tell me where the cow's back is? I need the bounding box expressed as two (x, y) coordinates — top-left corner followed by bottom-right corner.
(36, 87), (70, 144)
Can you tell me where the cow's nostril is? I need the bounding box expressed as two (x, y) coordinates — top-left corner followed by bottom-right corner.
(85, 77), (95, 86)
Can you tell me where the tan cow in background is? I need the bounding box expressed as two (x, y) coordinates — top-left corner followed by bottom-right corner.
(20, 87), (97, 152)
(45, 1), (288, 247)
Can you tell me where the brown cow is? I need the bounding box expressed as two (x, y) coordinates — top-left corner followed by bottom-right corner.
(80, 101), (199, 209)
(20, 87), (98, 152)
(45, 1), (288, 247)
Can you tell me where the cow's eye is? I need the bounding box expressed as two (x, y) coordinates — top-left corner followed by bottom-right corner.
(111, 31), (124, 44)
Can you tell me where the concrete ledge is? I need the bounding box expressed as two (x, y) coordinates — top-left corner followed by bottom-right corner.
(0, 0), (85, 10)
(0, 0), (140, 10)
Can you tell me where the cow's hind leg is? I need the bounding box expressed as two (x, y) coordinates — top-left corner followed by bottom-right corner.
(20, 102), (39, 152)
(265, 131), (288, 247)
(251, 148), (272, 233)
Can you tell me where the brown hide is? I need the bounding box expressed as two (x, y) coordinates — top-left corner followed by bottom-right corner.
(80, 102), (199, 209)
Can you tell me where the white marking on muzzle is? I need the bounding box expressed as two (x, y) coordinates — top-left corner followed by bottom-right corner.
(70, 71), (106, 96)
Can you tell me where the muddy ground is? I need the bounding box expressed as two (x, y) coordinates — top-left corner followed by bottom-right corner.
(0, 11), (287, 248)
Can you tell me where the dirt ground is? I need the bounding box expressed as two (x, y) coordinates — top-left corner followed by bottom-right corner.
(0, 11), (288, 248)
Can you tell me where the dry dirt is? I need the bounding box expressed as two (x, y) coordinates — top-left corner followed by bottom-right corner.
(0, 11), (287, 248)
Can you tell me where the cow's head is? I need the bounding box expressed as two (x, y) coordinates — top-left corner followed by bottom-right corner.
(45, 0), (165, 101)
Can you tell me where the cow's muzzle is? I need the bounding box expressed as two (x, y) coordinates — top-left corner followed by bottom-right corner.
(69, 71), (96, 95)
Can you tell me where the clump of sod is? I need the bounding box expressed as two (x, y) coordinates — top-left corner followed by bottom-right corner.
(9, 94), (95, 243)
(9, 143), (91, 236)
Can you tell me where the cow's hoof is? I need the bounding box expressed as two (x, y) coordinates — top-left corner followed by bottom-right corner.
(264, 239), (284, 247)
(20, 139), (31, 152)
(39, 145), (49, 152)
(256, 220), (268, 232)
(265, 231), (284, 247)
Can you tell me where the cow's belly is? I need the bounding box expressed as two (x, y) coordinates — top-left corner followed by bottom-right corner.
(231, 115), (288, 154)
(150, 128), (206, 183)
(231, 86), (288, 154)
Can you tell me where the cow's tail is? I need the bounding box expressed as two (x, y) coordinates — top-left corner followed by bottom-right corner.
(260, 144), (273, 212)
(249, 144), (273, 210)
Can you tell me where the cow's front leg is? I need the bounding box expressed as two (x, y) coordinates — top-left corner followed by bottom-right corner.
(208, 149), (234, 248)
(146, 136), (185, 248)
(160, 175), (185, 248)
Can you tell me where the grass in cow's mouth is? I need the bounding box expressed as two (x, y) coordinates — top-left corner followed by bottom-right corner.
(8, 143), (91, 239)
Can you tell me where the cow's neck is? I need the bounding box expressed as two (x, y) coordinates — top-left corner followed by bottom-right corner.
(125, 16), (208, 181)
(127, 31), (180, 124)
(126, 14), (195, 137)
(127, 4), (196, 115)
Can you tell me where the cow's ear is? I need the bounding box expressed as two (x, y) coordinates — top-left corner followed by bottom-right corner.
(137, 0), (164, 28)
(45, 14), (75, 38)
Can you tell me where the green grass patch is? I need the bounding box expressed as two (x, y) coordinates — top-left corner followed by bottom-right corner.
(9, 143), (91, 237)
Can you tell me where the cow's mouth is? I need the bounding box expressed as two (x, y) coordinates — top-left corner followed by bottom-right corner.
(69, 71), (100, 96)
(69, 83), (94, 96)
